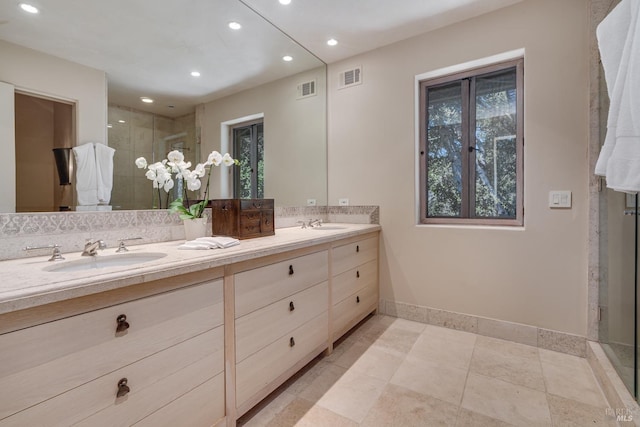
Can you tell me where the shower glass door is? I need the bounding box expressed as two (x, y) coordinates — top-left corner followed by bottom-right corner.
(599, 190), (637, 397)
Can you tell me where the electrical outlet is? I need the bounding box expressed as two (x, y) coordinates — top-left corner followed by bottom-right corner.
(307, 199), (316, 206)
(338, 198), (349, 206)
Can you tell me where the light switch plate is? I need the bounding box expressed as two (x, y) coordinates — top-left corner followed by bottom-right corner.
(338, 198), (349, 206)
(549, 191), (572, 208)
(307, 199), (316, 206)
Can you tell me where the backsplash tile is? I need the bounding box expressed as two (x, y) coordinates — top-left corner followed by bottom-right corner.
(0, 205), (379, 261)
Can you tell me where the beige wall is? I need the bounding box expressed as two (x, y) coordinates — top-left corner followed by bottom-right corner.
(0, 40), (106, 212)
(199, 67), (327, 206)
(0, 81), (15, 212)
(327, 0), (590, 335)
(0, 39), (106, 145)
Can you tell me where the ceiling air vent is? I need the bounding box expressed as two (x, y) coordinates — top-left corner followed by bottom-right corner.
(297, 79), (317, 99)
(339, 66), (362, 89)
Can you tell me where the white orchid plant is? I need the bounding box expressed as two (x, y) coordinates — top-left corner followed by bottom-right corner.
(135, 150), (238, 219)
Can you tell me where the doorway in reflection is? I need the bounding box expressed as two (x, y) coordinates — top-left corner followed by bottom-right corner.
(15, 92), (74, 212)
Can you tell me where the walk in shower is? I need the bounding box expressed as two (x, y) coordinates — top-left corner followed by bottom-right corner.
(599, 189), (637, 398)
(107, 105), (197, 210)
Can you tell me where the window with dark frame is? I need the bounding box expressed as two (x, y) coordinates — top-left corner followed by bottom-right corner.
(419, 58), (524, 226)
(232, 120), (264, 199)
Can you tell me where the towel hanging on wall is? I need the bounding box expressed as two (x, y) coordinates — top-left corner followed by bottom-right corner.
(72, 142), (115, 206)
(595, 0), (640, 192)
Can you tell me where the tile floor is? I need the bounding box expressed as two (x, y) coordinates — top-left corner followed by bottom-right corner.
(237, 315), (619, 426)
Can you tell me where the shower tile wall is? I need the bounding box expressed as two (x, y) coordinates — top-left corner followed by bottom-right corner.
(108, 106), (195, 210)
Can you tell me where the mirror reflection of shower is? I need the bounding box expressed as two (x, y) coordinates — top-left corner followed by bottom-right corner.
(108, 105), (196, 210)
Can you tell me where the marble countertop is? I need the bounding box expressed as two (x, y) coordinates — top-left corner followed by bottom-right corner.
(0, 223), (380, 315)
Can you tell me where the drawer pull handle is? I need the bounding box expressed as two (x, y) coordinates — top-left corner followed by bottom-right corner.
(289, 265), (294, 275)
(290, 337), (295, 347)
(356, 296), (360, 304)
(116, 314), (130, 333)
(356, 270), (360, 278)
(356, 245), (360, 253)
(289, 301), (295, 311)
(117, 378), (130, 398)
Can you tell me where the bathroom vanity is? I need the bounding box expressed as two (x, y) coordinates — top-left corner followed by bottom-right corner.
(0, 224), (379, 427)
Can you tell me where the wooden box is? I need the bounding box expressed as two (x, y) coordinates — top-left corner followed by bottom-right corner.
(209, 199), (275, 239)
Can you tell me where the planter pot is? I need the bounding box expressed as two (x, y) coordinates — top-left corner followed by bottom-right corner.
(183, 217), (208, 241)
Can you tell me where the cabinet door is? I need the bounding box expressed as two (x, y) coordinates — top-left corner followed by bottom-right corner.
(332, 282), (378, 337)
(0, 279), (223, 421)
(236, 312), (328, 409)
(3, 326), (224, 426)
(236, 281), (328, 363)
(133, 374), (225, 427)
(332, 259), (377, 305)
(235, 250), (328, 318)
(331, 236), (378, 276)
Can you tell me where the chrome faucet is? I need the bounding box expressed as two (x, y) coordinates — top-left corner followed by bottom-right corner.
(308, 219), (322, 228)
(82, 239), (107, 256)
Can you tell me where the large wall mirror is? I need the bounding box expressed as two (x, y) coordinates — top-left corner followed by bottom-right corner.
(0, 0), (327, 213)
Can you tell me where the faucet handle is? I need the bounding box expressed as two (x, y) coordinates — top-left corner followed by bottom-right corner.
(116, 237), (142, 253)
(24, 244), (65, 261)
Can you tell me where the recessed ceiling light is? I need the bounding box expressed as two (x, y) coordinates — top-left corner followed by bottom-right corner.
(107, 124), (113, 128)
(282, 55), (293, 62)
(191, 71), (201, 77)
(327, 38), (338, 46)
(118, 120), (126, 124)
(228, 21), (242, 30)
(19, 3), (38, 13)
(140, 97), (154, 104)
(279, 0), (291, 4)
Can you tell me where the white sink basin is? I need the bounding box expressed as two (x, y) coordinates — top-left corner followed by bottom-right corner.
(311, 225), (347, 230)
(45, 252), (167, 273)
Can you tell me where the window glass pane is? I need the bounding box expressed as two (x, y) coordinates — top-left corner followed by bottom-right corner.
(256, 123), (264, 198)
(427, 82), (463, 217)
(474, 69), (517, 218)
(234, 127), (254, 199)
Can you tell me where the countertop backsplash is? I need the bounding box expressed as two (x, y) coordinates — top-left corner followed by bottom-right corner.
(0, 206), (379, 261)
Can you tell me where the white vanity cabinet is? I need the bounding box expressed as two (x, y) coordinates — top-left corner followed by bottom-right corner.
(0, 225), (380, 427)
(232, 250), (330, 416)
(0, 269), (225, 427)
(330, 235), (379, 339)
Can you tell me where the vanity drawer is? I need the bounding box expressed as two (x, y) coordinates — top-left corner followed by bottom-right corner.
(236, 311), (328, 408)
(332, 282), (378, 337)
(2, 326), (224, 426)
(133, 373), (225, 427)
(331, 236), (378, 276)
(0, 279), (223, 421)
(332, 259), (378, 305)
(236, 281), (328, 363)
(235, 250), (328, 318)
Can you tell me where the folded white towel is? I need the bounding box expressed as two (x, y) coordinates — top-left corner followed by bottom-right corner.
(72, 143), (98, 205)
(95, 143), (115, 204)
(178, 236), (240, 250)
